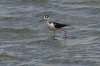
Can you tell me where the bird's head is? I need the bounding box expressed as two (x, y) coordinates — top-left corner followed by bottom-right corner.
(40, 15), (49, 22)
(44, 15), (49, 19)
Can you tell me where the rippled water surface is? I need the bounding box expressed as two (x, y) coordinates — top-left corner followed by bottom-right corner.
(0, 0), (100, 66)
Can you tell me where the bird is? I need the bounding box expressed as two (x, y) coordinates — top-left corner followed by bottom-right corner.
(40, 15), (69, 38)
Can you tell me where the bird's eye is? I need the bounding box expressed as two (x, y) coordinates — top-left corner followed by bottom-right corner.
(45, 15), (49, 18)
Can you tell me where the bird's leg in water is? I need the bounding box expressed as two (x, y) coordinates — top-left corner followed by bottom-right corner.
(61, 28), (67, 38)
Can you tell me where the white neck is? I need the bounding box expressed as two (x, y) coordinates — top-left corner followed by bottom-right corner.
(44, 18), (49, 23)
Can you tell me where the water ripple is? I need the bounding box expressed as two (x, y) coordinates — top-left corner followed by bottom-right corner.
(0, 0), (100, 66)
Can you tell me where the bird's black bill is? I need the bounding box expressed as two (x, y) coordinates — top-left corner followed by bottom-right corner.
(39, 19), (44, 22)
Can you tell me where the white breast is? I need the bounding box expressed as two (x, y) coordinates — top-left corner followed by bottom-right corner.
(46, 22), (56, 30)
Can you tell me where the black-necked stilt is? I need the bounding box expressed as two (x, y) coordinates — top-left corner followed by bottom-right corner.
(40, 15), (69, 38)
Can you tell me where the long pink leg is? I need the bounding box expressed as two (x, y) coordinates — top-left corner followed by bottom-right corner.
(60, 28), (67, 38)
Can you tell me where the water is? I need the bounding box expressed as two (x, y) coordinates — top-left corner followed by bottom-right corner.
(0, 0), (100, 66)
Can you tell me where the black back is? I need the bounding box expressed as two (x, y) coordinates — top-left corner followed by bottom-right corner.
(52, 22), (68, 28)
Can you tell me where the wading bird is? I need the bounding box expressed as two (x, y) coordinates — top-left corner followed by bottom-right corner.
(40, 15), (69, 38)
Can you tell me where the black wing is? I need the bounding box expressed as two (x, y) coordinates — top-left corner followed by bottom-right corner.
(53, 22), (68, 28)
